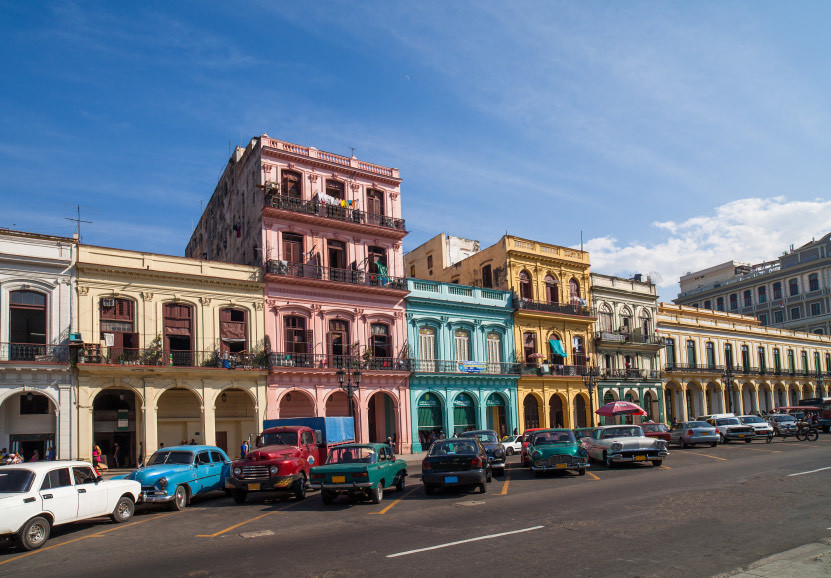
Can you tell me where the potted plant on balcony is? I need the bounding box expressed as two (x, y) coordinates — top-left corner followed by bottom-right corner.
(141, 335), (163, 366)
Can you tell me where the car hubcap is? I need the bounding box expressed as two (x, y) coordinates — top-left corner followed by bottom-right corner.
(118, 502), (131, 518)
(29, 524), (45, 543)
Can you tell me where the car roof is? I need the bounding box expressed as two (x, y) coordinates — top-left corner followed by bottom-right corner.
(333, 443), (385, 450)
(532, 428), (573, 433)
(3, 460), (95, 472)
(596, 424), (642, 429)
(459, 430), (497, 436)
(155, 445), (222, 452)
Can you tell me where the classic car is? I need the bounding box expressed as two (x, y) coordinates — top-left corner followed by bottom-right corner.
(521, 428), (545, 465)
(458, 430), (506, 475)
(639, 422), (671, 442)
(121, 445), (231, 510)
(309, 443), (406, 505)
(765, 414), (799, 436)
(526, 429), (589, 476)
(705, 417), (755, 443)
(738, 415), (775, 440)
(0, 461), (140, 551)
(422, 438), (491, 495)
(500, 434), (523, 455)
(584, 425), (669, 467)
(669, 421), (719, 448)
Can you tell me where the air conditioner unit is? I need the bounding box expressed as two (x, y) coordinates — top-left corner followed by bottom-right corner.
(69, 332), (82, 342)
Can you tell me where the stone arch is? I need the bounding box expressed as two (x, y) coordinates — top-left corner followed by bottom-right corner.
(548, 393), (566, 428)
(522, 392), (542, 430)
(156, 387), (202, 448)
(213, 387), (258, 458)
(278, 389), (316, 418)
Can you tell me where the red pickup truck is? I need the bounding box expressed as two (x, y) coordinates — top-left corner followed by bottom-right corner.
(226, 417), (354, 503)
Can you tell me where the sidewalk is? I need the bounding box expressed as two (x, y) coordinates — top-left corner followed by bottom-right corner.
(716, 539), (831, 577)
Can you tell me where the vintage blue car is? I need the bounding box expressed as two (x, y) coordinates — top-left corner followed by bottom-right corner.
(120, 445), (231, 510)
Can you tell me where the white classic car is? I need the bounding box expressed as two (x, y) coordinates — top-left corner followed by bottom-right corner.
(0, 460), (141, 551)
(584, 425), (669, 467)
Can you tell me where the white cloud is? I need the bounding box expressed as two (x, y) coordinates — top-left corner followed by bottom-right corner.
(584, 197), (831, 300)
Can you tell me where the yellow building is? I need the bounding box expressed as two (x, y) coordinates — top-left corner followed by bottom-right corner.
(405, 234), (596, 430)
(658, 303), (831, 422)
(75, 245), (267, 466)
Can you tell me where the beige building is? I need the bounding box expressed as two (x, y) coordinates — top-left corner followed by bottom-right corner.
(658, 303), (831, 423)
(75, 245), (267, 466)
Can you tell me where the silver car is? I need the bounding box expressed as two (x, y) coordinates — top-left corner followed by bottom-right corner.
(669, 421), (719, 448)
(738, 415), (775, 440)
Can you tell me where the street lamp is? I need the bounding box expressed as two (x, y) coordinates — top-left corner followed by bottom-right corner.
(723, 365), (734, 414)
(336, 364), (362, 440)
(816, 369), (824, 398)
(581, 365), (599, 427)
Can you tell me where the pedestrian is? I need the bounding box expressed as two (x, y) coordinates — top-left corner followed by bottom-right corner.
(240, 440), (248, 459)
(190, 439), (196, 445)
(30, 449), (40, 462)
(159, 442), (165, 449)
(92, 445), (102, 469)
(47, 446), (55, 461)
(513, 428), (518, 436)
(112, 443), (120, 468)
(11, 452), (23, 464)
(386, 436), (394, 455)
(181, 440), (187, 446)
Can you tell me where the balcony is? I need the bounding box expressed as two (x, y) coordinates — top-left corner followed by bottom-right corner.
(521, 363), (592, 377)
(594, 331), (665, 347)
(265, 193), (406, 232)
(409, 359), (521, 375)
(514, 297), (596, 319)
(599, 368), (662, 381)
(664, 363), (725, 373)
(77, 346), (268, 369)
(0, 343), (69, 364)
(269, 353), (410, 372)
(266, 260), (407, 291)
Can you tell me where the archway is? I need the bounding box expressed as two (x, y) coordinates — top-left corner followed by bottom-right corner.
(758, 383), (773, 413)
(453, 392), (477, 435)
(643, 391), (654, 422)
(789, 385), (801, 406)
(368, 391), (396, 444)
(1, 391), (56, 462)
(664, 383), (681, 424)
(740, 383), (756, 415)
(773, 384), (787, 409)
(602, 390), (618, 425)
(623, 390), (640, 424)
(416, 392), (443, 449)
(215, 388), (256, 458)
(279, 390), (315, 418)
(93, 389), (139, 468)
(574, 394), (588, 428)
(325, 391), (350, 417)
(157, 388), (201, 449)
(485, 392), (508, 436)
(705, 382), (722, 415)
(549, 394), (564, 428)
(523, 394), (540, 431)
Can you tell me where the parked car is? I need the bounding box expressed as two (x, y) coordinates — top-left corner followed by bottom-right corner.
(669, 421), (719, 448)
(705, 417), (756, 443)
(765, 414), (799, 436)
(422, 438), (491, 495)
(501, 434), (523, 456)
(121, 445), (231, 510)
(0, 461), (140, 551)
(458, 430), (505, 475)
(309, 443), (406, 505)
(584, 425), (669, 467)
(526, 429), (589, 476)
(521, 428), (545, 465)
(737, 415), (775, 440)
(573, 427), (595, 450)
(639, 423), (671, 442)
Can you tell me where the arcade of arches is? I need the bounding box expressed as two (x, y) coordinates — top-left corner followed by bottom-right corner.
(519, 389), (591, 431)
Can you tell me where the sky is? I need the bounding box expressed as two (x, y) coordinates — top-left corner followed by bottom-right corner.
(2, 1), (831, 301)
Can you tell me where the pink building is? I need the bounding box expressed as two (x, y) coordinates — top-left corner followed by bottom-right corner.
(187, 135), (412, 452)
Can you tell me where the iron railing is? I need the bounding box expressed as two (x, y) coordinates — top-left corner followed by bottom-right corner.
(269, 352), (410, 371)
(664, 363), (724, 373)
(521, 364), (594, 376)
(0, 343), (70, 363)
(408, 359), (521, 375)
(266, 260), (407, 290)
(594, 331), (665, 346)
(598, 368), (662, 380)
(77, 346), (269, 369)
(514, 297), (595, 318)
(265, 193), (406, 232)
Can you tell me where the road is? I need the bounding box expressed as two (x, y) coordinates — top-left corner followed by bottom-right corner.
(2, 436), (831, 577)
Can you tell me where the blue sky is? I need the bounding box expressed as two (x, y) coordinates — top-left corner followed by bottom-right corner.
(2, 1), (831, 299)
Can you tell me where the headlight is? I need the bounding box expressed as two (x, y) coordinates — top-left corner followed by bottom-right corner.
(270, 465), (279, 475)
(532, 451), (542, 458)
(233, 467), (242, 476)
(611, 443), (623, 451)
(157, 477), (168, 489)
(579, 448), (588, 457)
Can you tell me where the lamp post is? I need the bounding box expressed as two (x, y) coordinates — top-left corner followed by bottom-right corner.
(336, 363), (362, 440)
(723, 365), (734, 414)
(816, 369), (824, 398)
(581, 365), (598, 427)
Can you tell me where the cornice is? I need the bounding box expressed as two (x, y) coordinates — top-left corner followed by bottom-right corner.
(77, 263), (263, 293)
(260, 146), (401, 187)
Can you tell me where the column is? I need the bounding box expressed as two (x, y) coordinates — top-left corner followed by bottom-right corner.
(202, 385), (216, 447)
(680, 384), (688, 422)
(145, 383), (158, 454)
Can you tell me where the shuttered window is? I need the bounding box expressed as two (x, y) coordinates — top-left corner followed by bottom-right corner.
(487, 333), (501, 372)
(281, 170), (302, 198)
(366, 189), (384, 215)
(454, 330), (470, 362)
(220, 309), (247, 354)
(418, 327), (436, 372)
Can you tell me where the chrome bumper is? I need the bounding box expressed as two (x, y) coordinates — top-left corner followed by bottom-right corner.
(139, 491), (174, 503)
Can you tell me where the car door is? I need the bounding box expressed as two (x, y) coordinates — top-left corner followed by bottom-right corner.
(378, 447), (395, 487)
(39, 467), (78, 524)
(210, 450), (230, 491)
(73, 465), (109, 519)
(193, 451), (214, 494)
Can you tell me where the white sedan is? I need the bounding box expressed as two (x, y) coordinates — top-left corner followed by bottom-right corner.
(0, 460), (141, 551)
(501, 435), (523, 456)
(584, 425), (669, 467)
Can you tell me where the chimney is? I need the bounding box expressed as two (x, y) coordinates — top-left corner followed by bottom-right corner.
(633, 273), (642, 282)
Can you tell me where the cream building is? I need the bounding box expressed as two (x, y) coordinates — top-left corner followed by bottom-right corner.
(658, 303), (831, 424)
(75, 245), (267, 466)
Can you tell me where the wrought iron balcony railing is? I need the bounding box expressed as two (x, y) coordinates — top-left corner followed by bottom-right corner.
(521, 363), (594, 377)
(514, 297), (595, 318)
(664, 363), (725, 373)
(77, 346), (269, 369)
(269, 352), (410, 371)
(594, 331), (665, 346)
(0, 343), (70, 363)
(409, 359), (521, 375)
(266, 260), (407, 290)
(265, 193), (406, 232)
(599, 368), (662, 380)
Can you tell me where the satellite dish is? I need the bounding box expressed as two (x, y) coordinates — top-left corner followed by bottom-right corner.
(648, 272), (664, 284)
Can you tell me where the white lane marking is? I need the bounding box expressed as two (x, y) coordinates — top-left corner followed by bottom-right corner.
(386, 526), (544, 558)
(788, 466), (831, 477)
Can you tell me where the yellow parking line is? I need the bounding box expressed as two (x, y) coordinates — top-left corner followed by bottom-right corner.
(587, 472), (600, 480)
(740, 447), (781, 453)
(196, 510), (285, 538)
(0, 512), (178, 567)
(658, 465), (672, 469)
(491, 472), (510, 495)
(369, 487), (419, 515)
(689, 453), (727, 461)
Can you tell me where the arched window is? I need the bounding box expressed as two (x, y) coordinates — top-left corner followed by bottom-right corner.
(729, 294), (738, 310)
(598, 304), (612, 332)
(773, 282), (782, 300)
(743, 290), (752, 307)
(327, 320), (350, 357)
(163, 302), (194, 366)
(716, 297), (725, 312)
(548, 333), (565, 365)
(486, 333), (502, 372)
(620, 306), (633, 335)
(706, 342), (715, 368)
(686, 340), (696, 366)
(549, 396), (564, 428)
(519, 271), (533, 300)
(524, 395), (540, 429)
(639, 309), (651, 337)
(454, 330), (470, 362)
(741, 345), (750, 372)
(453, 393), (476, 434)
(814, 352), (821, 374)
(10, 290), (47, 360)
(544, 275), (559, 304)
(773, 348), (782, 372)
(724, 343), (733, 369)
(758, 347), (766, 373)
(370, 323), (390, 358)
(569, 279), (580, 303)
(100, 297), (138, 359)
(787, 350), (795, 374)
(801, 351), (809, 374)
(665, 338), (676, 368)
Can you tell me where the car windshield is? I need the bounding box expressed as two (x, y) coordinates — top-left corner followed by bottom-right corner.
(147, 451), (194, 465)
(533, 432), (577, 444)
(259, 432), (299, 447)
(328, 447), (377, 464)
(740, 416), (765, 424)
(774, 416), (796, 423)
(429, 441), (478, 455)
(641, 424), (668, 432)
(0, 469), (35, 492)
(461, 433), (498, 443)
(602, 427), (643, 438)
(715, 418), (740, 426)
(685, 421), (711, 428)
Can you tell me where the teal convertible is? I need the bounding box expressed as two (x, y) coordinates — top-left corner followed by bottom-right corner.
(309, 443), (407, 505)
(527, 429), (590, 477)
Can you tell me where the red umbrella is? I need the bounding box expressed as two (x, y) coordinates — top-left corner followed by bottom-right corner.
(595, 401), (648, 417)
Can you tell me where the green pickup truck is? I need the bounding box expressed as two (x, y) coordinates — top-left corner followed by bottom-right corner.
(309, 443), (407, 505)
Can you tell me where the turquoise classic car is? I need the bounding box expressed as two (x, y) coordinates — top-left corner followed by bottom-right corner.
(527, 429), (590, 477)
(120, 445), (231, 510)
(309, 443), (406, 505)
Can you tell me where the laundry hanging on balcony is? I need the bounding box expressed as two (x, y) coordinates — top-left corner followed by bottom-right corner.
(548, 339), (568, 357)
(375, 262), (389, 285)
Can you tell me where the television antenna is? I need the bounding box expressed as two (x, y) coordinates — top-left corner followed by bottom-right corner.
(65, 205), (92, 242)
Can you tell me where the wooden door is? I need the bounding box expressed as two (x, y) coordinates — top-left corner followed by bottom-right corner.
(215, 431), (228, 454)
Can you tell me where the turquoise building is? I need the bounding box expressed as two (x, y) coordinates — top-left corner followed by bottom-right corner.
(406, 279), (520, 452)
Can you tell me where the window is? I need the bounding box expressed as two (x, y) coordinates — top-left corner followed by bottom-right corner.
(196, 452), (211, 465)
(325, 179), (344, 199)
(544, 275), (559, 303)
(758, 313), (768, 326)
(814, 352), (821, 374)
(285, 316), (311, 354)
(758, 347), (766, 373)
(72, 466), (97, 485)
(773, 348), (781, 372)
(826, 353), (831, 373)
(40, 468), (72, 490)
(454, 330), (470, 362)
(219, 309), (247, 354)
(327, 320), (350, 357)
(704, 300), (711, 310)
(20, 393), (49, 414)
(300, 431), (314, 445)
(426, 255), (433, 270)
(620, 307), (633, 334)
(743, 290), (752, 307)
(572, 336), (586, 365)
(210, 451), (225, 463)
(724, 343), (733, 369)
(281, 170), (302, 198)
(367, 246), (387, 275)
(519, 271), (533, 300)
(801, 351), (809, 374)
(787, 350), (795, 374)
(789, 278), (799, 296)
(409, 265), (415, 277)
(809, 273), (819, 292)
(366, 189), (385, 215)
(569, 279), (580, 303)
(523, 332), (537, 363)
(716, 297), (725, 312)
(10, 290), (47, 346)
(486, 333), (502, 371)
(686, 340), (696, 366)
(774, 310), (783, 324)
(773, 282), (782, 300)
(706, 342), (715, 369)
(418, 327), (436, 371)
(758, 286), (767, 303)
(729, 294), (738, 310)
(370, 324), (390, 358)
(482, 265), (493, 288)
(100, 298), (137, 357)
(639, 310), (651, 335)
(598, 304), (612, 332)
(327, 240), (346, 271)
(741, 345), (750, 371)
(282, 233), (303, 263)
(791, 307), (801, 320)
(811, 303), (821, 316)
(665, 338), (675, 368)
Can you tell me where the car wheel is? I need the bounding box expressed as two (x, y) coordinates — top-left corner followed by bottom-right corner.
(424, 483), (435, 495)
(578, 468), (586, 476)
(231, 489), (247, 504)
(321, 490), (335, 505)
(371, 482), (384, 504)
(720, 434), (728, 444)
(111, 496), (135, 523)
(478, 483), (487, 494)
(744, 438), (752, 444)
(710, 442), (718, 447)
(604, 452), (614, 468)
(170, 485), (188, 511)
(16, 516), (50, 551)
(651, 460), (662, 467)
(293, 474), (307, 501)
(506, 447), (514, 456)
(396, 471), (406, 492)
(680, 438), (688, 449)
(486, 468), (492, 483)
